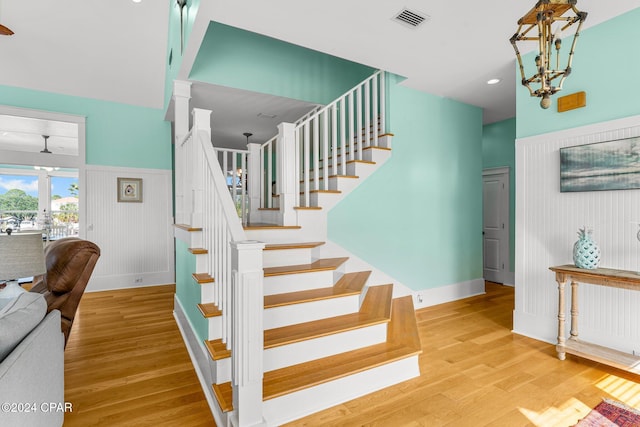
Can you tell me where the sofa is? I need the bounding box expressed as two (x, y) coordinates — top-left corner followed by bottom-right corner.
(0, 292), (64, 427)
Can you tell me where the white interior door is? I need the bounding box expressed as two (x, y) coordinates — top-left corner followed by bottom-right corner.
(482, 168), (509, 283)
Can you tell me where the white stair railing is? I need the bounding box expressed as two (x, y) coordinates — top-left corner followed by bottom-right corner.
(214, 148), (250, 225)
(177, 108), (265, 424)
(294, 71), (386, 207)
(259, 136), (278, 210)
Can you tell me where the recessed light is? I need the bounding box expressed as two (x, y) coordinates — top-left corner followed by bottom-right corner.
(487, 78), (501, 85)
(132, 0), (142, 3)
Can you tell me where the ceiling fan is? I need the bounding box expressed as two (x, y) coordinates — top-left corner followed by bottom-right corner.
(41, 135), (52, 154)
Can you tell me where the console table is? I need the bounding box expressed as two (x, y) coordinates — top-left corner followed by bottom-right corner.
(549, 265), (640, 374)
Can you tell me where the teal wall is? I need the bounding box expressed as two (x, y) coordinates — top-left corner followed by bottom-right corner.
(0, 85), (171, 169)
(329, 82), (483, 290)
(175, 239), (207, 341)
(516, 7), (640, 138)
(482, 118), (516, 272)
(163, 0), (202, 110)
(189, 22), (375, 105)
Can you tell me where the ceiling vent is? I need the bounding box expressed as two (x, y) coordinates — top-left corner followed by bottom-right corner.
(393, 8), (430, 29)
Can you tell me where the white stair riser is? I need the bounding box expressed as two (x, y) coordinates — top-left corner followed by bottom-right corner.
(200, 283), (214, 304)
(262, 355), (419, 426)
(195, 255), (207, 273)
(262, 247), (315, 268)
(306, 191), (341, 209)
(210, 357), (231, 384)
(207, 316), (222, 341)
(263, 323), (387, 372)
(244, 227), (306, 243)
(264, 295), (360, 329)
(252, 208), (279, 225)
(263, 270), (337, 295)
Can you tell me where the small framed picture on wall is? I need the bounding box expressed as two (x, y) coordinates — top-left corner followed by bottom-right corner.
(117, 177), (143, 203)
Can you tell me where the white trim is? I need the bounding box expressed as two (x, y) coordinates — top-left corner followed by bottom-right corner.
(413, 278), (485, 310)
(173, 296), (225, 427)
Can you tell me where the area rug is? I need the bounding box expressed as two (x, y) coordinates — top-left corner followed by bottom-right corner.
(574, 399), (640, 427)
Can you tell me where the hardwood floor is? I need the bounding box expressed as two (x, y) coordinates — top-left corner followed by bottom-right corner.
(63, 282), (640, 426)
(63, 284), (215, 426)
(286, 282), (640, 426)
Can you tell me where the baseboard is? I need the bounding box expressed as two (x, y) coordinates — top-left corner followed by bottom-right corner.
(173, 296), (226, 427)
(512, 309), (556, 345)
(86, 271), (174, 292)
(412, 278), (486, 310)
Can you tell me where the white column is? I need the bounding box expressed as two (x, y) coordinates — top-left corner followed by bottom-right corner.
(190, 108), (212, 228)
(276, 122), (297, 226)
(173, 80), (191, 225)
(230, 240), (266, 427)
(247, 143), (262, 225)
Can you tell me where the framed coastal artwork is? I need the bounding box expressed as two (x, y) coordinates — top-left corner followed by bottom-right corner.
(560, 136), (640, 192)
(117, 177), (143, 202)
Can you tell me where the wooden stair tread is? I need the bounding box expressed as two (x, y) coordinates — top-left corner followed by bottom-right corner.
(334, 270), (371, 291)
(264, 242), (325, 251)
(300, 175), (359, 183)
(263, 341), (420, 400)
(263, 271), (369, 309)
(212, 382), (233, 412)
(244, 223), (302, 230)
(192, 273), (214, 284)
(173, 224), (202, 232)
(388, 296), (422, 351)
(311, 160), (376, 172)
(264, 284), (392, 348)
(294, 206), (322, 210)
(188, 247), (208, 255)
(263, 257), (348, 277)
(264, 288), (420, 400)
(204, 339), (231, 361)
(197, 302), (221, 318)
(306, 189), (341, 194)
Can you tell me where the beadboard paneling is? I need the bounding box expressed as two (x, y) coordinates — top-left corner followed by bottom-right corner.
(515, 115), (640, 355)
(84, 166), (174, 291)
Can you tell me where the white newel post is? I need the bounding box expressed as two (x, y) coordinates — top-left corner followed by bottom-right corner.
(276, 122), (297, 226)
(173, 80), (191, 225)
(191, 108), (212, 228)
(247, 142), (262, 225)
(230, 240), (266, 427)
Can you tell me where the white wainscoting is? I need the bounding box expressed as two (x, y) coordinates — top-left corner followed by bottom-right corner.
(84, 165), (174, 291)
(515, 115), (640, 355)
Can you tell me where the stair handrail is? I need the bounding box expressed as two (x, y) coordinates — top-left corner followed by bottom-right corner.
(294, 70), (383, 129)
(293, 70), (386, 209)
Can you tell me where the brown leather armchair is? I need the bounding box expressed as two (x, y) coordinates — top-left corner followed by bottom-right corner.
(30, 237), (100, 346)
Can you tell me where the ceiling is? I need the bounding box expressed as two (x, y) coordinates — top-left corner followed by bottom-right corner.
(1, 0), (639, 150)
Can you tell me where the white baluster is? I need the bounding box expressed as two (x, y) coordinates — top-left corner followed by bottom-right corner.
(340, 98), (346, 176)
(372, 74), (379, 147)
(380, 71), (386, 135)
(364, 79), (371, 149)
(322, 111), (329, 190)
(356, 86), (363, 161)
(276, 122), (297, 225)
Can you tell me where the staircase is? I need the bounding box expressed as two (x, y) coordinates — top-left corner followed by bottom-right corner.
(172, 71), (422, 426)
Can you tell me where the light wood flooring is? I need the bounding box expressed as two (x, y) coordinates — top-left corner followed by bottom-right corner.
(63, 284), (215, 426)
(63, 282), (640, 426)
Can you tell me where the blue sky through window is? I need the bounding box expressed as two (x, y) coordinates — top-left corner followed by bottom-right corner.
(0, 174), (78, 198)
